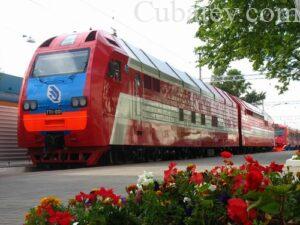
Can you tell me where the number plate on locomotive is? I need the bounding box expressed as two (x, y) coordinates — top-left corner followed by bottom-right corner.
(46, 109), (62, 115)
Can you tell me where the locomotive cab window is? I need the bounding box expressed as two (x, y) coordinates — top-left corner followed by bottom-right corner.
(107, 60), (121, 80)
(32, 49), (89, 77)
(212, 116), (218, 127)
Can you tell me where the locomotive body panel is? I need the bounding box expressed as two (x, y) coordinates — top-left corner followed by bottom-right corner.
(17, 29), (275, 166)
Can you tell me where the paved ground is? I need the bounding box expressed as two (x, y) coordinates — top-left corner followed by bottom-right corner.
(0, 151), (296, 225)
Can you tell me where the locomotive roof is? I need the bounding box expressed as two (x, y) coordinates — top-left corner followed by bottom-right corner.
(232, 96), (273, 121)
(113, 36), (217, 100)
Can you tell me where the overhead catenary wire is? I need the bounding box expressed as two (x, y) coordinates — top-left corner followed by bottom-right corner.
(78, 0), (194, 66)
(25, 0), (197, 70)
(27, 0), (46, 8)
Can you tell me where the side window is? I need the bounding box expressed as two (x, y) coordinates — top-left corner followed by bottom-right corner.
(152, 78), (160, 92)
(179, 108), (184, 121)
(201, 114), (206, 125)
(212, 116), (218, 127)
(143, 75), (160, 92)
(135, 74), (141, 86)
(107, 60), (121, 81)
(144, 75), (152, 89)
(191, 111), (196, 124)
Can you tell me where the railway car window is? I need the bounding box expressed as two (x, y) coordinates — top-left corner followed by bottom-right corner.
(201, 114), (206, 125)
(212, 116), (218, 127)
(191, 111), (196, 124)
(135, 74), (141, 86)
(264, 121), (268, 126)
(107, 60), (121, 80)
(32, 49), (89, 77)
(144, 75), (152, 90)
(179, 108), (184, 121)
(152, 78), (160, 92)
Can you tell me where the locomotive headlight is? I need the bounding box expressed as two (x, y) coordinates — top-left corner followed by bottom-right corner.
(79, 97), (87, 107)
(71, 97), (79, 107)
(23, 101), (30, 111)
(30, 101), (37, 110)
(23, 100), (38, 111)
(71, 96), (87, 108)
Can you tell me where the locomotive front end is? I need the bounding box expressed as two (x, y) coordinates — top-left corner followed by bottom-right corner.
(23, 49), (89, 135)
(18, 31), (106, 166)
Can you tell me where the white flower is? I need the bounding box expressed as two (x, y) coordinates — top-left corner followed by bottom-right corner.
(137, 171), (154, 188)
(208, 185), (217, 192)
(73, 222), (79, 225)
(183, 197), (191, 204)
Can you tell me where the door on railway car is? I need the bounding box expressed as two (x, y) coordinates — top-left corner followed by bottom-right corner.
(133, 73), (143, 137)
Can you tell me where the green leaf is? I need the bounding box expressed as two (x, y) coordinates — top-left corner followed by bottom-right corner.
(267, 184), (292, 195)
(260, 202), (280, 215)
(200, 199), (214, 208)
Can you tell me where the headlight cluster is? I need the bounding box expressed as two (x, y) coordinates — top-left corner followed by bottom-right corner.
(23, 100), (38, 111)
(71, 96), (87, 108)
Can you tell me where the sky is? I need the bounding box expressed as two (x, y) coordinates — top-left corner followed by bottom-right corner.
(0, 0), (299, 128)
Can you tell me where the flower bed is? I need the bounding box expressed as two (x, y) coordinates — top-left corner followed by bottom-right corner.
(25, 152), (300, 225)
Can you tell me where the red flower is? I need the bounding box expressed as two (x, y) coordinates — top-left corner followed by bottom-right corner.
(245, 170), (263, 191)
(96, 187), (121, 205)
(75, 192), (95, 203)
(267, 161), (284, 173)
(247, 162), (266, 173)
(187, 164), (196, 172)
(97, 187), (114, 199)
(227, 198), (250, 225)
(48, 211), (73, 225)
(220, 151), (232, 159)
(190, 172), (203, 185)
(164, 162), (178, 183)
(244, 155), (256, 164)
(168, 161), (177, 169)
(126, 184), (138, 194)
(232, 174), (245, 193)
(248, 209), (257, 220)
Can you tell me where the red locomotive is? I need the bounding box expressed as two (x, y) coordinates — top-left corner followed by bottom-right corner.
(18, 30), (275, 166)
(274, 124), (300, 151)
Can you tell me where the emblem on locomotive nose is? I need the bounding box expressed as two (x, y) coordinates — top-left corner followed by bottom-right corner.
(47, 85), (61, 103)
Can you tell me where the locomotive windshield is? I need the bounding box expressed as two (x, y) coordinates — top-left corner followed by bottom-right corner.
(32, 49), (89, 77)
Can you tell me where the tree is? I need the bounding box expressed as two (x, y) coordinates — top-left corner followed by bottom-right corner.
(241, 90), (266, 104)
(212, 69), (266, 104)
(191, 0), (300, 93)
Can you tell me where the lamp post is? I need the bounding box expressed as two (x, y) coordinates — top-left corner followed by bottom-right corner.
(198, 53), (202, 80)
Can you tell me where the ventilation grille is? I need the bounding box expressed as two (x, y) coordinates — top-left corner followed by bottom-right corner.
(85, 31), (97, 42)
(39, 36), (56, 47)
(106, 38), (119, 47)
